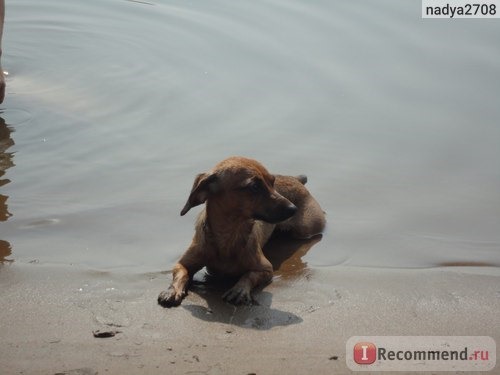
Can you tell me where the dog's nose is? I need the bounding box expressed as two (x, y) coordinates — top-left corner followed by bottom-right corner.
(283, 203), (298, 219)
(253, 199), (298, 223)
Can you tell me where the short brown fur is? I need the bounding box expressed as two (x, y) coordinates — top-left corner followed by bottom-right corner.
(158, 156), (326, 307)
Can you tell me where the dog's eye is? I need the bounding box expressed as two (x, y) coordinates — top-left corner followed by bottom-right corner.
(247, 181), (261, 194)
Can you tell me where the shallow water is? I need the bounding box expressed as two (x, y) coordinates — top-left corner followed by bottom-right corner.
(1, 0), (499, 271)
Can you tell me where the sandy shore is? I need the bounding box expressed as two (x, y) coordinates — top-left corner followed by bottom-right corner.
(0, 262), (499, 374)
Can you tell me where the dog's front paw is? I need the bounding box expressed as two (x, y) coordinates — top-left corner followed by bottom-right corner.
(158, 287), (186, 308)
(222, 286), (253, 306)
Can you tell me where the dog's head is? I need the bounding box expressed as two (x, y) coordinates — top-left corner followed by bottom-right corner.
(180, 157), (297, 223)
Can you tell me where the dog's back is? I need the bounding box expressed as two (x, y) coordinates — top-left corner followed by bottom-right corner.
(273, 175), (326, 239)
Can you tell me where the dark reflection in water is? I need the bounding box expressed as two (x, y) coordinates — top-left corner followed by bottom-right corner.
(264, 233), (323, 280)
(437, 261), (499, 267)
(0, 115), (14, 262)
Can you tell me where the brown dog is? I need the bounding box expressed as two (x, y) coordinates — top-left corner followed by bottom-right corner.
(158, 156), (325, 307)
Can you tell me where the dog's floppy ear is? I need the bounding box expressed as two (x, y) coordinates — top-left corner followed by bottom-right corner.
(180, 172), (218, 216)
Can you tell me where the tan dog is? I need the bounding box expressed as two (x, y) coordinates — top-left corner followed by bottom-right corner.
(158, 156), (325, 307)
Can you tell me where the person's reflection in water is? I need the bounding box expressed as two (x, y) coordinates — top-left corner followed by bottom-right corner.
(0, 115), (14, 262)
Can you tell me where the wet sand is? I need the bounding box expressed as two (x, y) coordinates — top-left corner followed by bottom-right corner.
(1, 261), (499, 374)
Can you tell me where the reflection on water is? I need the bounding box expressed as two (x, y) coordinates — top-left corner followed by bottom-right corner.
(264, 234), (323, 280)
(0, 239), (12, 263)
(437, 262), (496, 267)
(0, 115), (14, 262)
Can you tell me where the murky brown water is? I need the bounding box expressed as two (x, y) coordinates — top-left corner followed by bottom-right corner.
(1, 0), (499, 272)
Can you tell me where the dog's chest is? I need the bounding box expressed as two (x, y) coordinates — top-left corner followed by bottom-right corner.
(204, 239), (249, 277)
(202, 219), (274, 277)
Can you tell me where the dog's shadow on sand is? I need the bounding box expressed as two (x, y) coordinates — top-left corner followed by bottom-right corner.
(182, 234), (323, 330)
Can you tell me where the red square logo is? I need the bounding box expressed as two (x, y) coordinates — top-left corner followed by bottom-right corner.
(354, 342), (377, 364)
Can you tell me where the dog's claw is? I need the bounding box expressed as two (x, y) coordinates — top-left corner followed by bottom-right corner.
(222, 287), (253, 306)
(158, 288), (185, 308)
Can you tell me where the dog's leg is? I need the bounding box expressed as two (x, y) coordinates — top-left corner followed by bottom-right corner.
(222, 256), (273, 305)
(158, 245), (204, 308)
(157, 263), (191, 308)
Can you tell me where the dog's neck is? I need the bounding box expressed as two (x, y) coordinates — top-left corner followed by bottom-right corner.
(205, 201), (254, 255)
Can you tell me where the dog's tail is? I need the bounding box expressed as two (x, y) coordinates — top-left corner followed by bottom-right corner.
(296, 175), (307, 185)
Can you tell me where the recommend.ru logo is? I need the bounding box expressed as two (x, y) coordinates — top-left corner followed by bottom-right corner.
(346, 336), (496, 372)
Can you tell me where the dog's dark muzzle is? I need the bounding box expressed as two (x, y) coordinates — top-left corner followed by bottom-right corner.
(254, 202), (297, 224)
